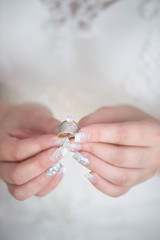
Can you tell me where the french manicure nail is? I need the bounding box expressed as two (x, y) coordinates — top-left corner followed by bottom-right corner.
(50, 148), (63, 162)
(50, 146), (68, 162)
(84, 172), (97, 184)
(69, 143), (81, 152)
(57, 166), (67, 178)
(74, 132), (90, 142)
(46, 162), (63, 177)
(73, 152), (90, 165)
(51, 137), (70, 147)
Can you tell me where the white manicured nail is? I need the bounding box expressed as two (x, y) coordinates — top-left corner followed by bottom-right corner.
(75, 132), (90, 142)
(57, 166), (67, 178)
(84, 172), (97, 184)
(73, 152), (90, 165)
(51, 137), (70, 147)
(50, 146), (69, 162)
(46, 162), (63, 177)
(69, 143), (81, 152)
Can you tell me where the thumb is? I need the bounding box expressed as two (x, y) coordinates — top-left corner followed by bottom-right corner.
(38, 117), (60, 134)
(30, 116), (60, 134)
(21, 105), (61, 134)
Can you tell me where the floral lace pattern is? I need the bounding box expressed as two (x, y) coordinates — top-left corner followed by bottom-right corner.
(139, 0), (160, 19)
(126, 0), (160, 111)
(41, 0), (118, 33)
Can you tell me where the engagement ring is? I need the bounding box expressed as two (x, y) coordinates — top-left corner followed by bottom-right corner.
(58, 115), (79, 138)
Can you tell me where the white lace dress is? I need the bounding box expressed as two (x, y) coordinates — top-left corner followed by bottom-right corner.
(0, 0), (160, 239)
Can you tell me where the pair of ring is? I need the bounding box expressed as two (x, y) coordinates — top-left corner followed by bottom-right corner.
(57, 115), (79, 138)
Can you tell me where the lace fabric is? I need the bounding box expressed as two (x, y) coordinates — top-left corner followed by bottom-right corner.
(139, 0), (160, 19)
(41, 0), (160, 32)
(41, 0), (119, 34)
(126, 0), (160, 112)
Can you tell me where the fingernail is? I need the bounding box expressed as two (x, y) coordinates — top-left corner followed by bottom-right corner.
(46, 162), (63, 177)
(69, 143), (81, 152)
(50, 146), (69, 162)
(72, 152), (90, 165)
(75, 132), (90, 142)
(57, 166), (67, 178)
(51, 137), (70, 147)
(84, 172), (97, 184)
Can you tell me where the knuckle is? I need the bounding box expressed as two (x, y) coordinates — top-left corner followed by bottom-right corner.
(135, 152), (144, 166)
(111, 192), (122, 198)
(35, 193), (44, 198)
(12, 187), (26, 201)
(34, 153), (47, 171)
(11, 167), (24, 185)
(94, 127), (102, 142)
(116, 171), (129, 186)
(111, 148), (125, 166)
(36, 190), (51, 198)
(116, 125), (128, 144)
(111, 189), (127, 198)
(11, 143), (23, 161)
(88, 144), (96, 156)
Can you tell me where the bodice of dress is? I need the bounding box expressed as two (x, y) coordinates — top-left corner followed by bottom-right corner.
(0, 0), (160, 119)
(0, 1), (160, 240)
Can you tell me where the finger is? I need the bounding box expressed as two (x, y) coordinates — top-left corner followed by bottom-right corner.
(73, 151), (152, 187)
(75, 120), (159, 146)
(6, 128), (37, 139)
(0, 162), (17, 184)
(0, 133), (59, 161)
(20, 104), (60, 134)
(33, 117), (60, 134)
(25, 107), (60, 134)
(79, 105), (152, 127)
(79, 142), (151, 169)
(84, 172), (129, 197)
(7, 169), (63, 201)
(36, 167), (66, 197)
(0, 146), (64, 184)
(17, 103), (60, 134)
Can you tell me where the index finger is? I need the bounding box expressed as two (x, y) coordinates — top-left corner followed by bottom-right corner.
(75, 120), (159, 146)
(0, 132), (60, 161)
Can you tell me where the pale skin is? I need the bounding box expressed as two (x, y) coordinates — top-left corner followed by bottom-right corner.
(77, 106), (160, 197)
(0, 102), (160, 200)
(0, 102), (63, 201)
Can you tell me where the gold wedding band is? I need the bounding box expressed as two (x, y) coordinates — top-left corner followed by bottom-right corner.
(57, 115), (79, 138)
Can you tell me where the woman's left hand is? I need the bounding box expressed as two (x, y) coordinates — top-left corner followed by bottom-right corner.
(72, 106), (160, 197)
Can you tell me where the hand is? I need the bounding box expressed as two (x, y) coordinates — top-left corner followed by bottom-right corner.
(0, 103), (60, 134)
(79, 105), (153, 126)
(72, 105), (159, 197)
(0, 103), (64, 200)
